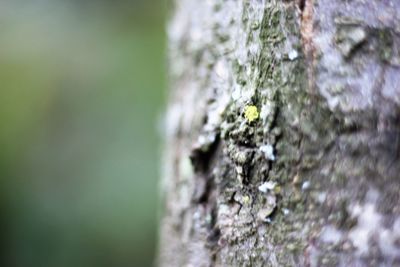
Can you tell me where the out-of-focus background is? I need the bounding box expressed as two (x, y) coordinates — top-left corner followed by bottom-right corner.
(0, 1), (165, 266)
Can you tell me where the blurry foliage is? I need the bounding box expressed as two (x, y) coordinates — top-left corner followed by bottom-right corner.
(0, 1), (165, 266)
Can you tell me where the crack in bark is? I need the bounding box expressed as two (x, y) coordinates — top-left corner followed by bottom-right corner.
(190, 135), (220, 173)
(190, 135), (221, 266)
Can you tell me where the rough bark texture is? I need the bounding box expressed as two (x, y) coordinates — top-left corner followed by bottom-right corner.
(159, 0), (400, 266)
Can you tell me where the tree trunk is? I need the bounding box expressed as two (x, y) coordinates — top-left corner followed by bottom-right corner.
(158, 0), (400, 266)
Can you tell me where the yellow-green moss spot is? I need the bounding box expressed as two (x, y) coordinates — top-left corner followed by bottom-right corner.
(244, 105), (259, 122)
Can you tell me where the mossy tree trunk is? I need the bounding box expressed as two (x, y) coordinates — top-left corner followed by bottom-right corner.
(159, 0), (400, 266)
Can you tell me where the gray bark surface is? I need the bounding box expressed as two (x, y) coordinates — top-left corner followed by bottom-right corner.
(159, 0), (400, 266)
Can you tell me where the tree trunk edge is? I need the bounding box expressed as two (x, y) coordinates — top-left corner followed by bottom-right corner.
(159, 0), (400, 266)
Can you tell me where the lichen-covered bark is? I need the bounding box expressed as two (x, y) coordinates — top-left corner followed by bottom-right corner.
(159, 0), (400, 266)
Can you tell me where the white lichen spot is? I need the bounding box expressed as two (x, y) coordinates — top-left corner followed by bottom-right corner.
(193, 210), (201, 220)
(288, 49), (298, 60)
(258, 181), (277, 193)
(316, 192), (327, 203)
(264, 218), (272, 223)
(260, 144), (275, 161)
(282, 208), (290, 215)
(301, 181), (311, 190)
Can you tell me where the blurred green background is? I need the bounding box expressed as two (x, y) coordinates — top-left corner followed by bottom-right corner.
(0, 1), (165, 266)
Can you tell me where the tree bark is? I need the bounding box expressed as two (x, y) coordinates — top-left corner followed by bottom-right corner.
(159, 0), (400, 266)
